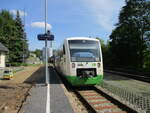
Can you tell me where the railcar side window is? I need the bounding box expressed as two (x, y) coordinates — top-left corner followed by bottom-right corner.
(63, 44), (65, 55)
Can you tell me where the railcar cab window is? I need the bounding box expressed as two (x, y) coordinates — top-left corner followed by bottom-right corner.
(69, 40), (100, 62)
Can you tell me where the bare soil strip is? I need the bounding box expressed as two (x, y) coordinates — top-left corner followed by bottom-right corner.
(0, 65), (43, 113)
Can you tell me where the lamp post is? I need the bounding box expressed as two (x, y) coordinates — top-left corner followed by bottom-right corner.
(37, 0), (54, 86)
(45, 0), (48, 84)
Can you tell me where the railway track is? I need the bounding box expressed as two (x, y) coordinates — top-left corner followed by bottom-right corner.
(104, 69), (150, 83)
(55, 68), (137, 113)
(73, 86), (136, 113)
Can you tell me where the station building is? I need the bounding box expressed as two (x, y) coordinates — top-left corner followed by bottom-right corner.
(0, 42), (8, 68)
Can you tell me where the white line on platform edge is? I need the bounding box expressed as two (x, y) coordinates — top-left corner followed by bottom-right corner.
(46, 84), (50, 113)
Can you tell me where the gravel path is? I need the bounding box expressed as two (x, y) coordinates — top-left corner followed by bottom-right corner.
(103, 72), (150, 97)
(19, 84), (47, 113)
(18, 66), (46, 113)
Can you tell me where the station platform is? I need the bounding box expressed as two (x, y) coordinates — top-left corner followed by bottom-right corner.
(49, 67), (74, 113)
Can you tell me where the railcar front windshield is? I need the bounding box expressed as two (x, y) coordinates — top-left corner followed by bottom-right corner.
(69, 40), (101, 62)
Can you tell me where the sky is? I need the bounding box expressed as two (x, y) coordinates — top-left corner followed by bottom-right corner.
(0, 0), (125, 50)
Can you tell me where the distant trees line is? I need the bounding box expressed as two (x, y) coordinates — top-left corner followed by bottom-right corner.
(99, 0), (150, 71)
(0, 10), (28, 65)
(30, 49), (42, 59)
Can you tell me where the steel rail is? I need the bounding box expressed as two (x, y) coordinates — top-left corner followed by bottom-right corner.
(55, 67), (138, 113)
(72, 86), (136, 113)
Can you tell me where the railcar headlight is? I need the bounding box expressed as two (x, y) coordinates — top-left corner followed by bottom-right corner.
(97, 63), (101, 68)
(72, 63), (75, 68)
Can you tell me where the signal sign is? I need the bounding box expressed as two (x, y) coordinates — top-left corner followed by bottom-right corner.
(37, 34), (54, 41)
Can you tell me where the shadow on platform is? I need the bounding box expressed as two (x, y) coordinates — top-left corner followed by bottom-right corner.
(24, 66), (45, 84)
(49, 66), (62, 84)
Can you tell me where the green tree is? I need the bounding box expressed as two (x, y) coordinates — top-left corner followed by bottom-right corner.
(110, 0), (150, 68)
(33, 49), (42, 58)
(0, 10), (28, 65)
(96, 38), (111, 66)
(14, 10), (28, 62)
(0, 10), (16, 63)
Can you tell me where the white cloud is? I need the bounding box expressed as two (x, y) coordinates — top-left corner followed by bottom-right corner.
(10, 9), (27, 17)
(31, 22), (52, 30)
(82, 0), (125, 31)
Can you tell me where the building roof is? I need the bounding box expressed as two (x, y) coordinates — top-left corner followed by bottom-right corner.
(0, 42), (9, 52)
